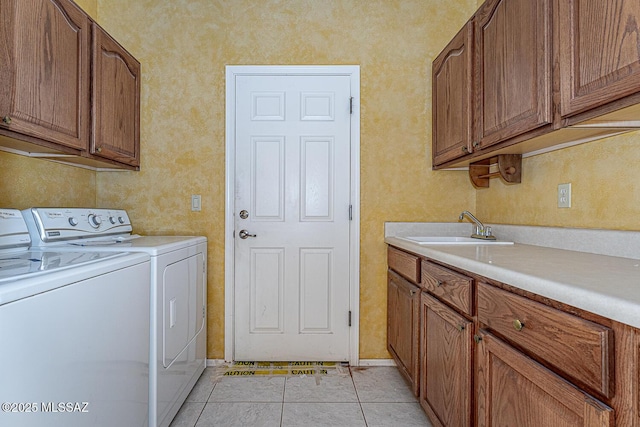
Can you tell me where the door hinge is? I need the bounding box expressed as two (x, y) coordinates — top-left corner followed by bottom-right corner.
(348, 310), (352, 327)
(349, 204), (353, 221)
(202, 306), (206, 319)
(349, 97), (354, 114)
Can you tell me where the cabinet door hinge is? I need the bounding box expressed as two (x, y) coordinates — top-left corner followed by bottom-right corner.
(348, 310), (352, 327)
(349, 97), (354, 114)
(349, 204), (353, 221)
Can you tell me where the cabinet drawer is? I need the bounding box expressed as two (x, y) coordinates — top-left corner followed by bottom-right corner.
(477, 283), (613, 398)
(387, 246), (420, 284)
(422, 261), (473, 316)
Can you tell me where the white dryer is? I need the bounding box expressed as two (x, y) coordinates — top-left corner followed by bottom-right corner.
(0, 209), (151, 427)
(23, 207), (207, 427)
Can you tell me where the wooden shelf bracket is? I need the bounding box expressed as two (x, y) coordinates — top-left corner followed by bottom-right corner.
(469, 154), (522, 188)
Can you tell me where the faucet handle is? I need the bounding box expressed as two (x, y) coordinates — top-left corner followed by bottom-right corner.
(484, 226), (492, 237)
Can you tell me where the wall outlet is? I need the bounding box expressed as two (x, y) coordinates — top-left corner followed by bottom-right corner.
(558, 183), (571, 208)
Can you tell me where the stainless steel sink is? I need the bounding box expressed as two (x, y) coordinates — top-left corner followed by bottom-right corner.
(396, 236), (514, 245)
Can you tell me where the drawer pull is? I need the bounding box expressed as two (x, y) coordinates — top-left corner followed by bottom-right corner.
(513, 319), (525, 331)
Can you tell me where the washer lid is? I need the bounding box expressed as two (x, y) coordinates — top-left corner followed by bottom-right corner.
(0, 250), (130, 283)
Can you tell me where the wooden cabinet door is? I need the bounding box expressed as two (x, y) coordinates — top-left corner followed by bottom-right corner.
(387, 271), (420, 395)
(558, 0), (640, 117)
(420, 293), (472, 427)
(432, 22), (473, 166)
(0, 0), (90, 150)
(477, 330), (614, 427)
(91, 23), (140, 167)
(474, 0), (552, 149)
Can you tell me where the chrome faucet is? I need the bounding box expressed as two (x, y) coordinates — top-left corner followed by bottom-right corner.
(458, 211), (496, 240)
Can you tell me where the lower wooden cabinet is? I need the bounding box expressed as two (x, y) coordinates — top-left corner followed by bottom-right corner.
(387, 244), (639, 427)
(387, 270), (420, 395)
(476, 330), (614, 427)
(420, 292), (473, 427)
(477, 282), (613, 398)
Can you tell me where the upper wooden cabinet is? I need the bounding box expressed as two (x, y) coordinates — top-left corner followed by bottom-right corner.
(92, 23), (141, 168)
(432, 22), (473, 165)
(0, 0), (90, 151)
(474, 0), (552, 150)
(558, 0), (640, 118)
(433, 0), (640, 171)
(0, 0), (140, 170)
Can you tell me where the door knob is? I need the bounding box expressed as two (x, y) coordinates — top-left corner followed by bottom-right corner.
(238, 229), (257, 239)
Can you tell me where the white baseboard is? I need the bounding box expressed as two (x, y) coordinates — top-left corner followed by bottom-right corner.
(206, 359), (227, 367)
(357, 359), (397, 367)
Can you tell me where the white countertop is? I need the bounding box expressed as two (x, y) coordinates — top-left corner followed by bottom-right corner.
(385, 233), (640, 329)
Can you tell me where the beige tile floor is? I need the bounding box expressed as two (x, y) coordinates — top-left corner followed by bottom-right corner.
(169, 366), (433, 427)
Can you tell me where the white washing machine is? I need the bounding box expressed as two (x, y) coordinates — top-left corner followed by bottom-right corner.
(23, 207), (207, 427)
(0, 209), (151, 427)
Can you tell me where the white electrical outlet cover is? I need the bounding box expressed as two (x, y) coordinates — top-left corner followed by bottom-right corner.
(558, 183), (571, 208)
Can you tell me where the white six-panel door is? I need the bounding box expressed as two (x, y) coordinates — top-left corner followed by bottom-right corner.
(233, 74), (352, 361)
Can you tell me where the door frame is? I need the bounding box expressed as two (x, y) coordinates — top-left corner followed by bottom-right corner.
(224, 65), (361, 365)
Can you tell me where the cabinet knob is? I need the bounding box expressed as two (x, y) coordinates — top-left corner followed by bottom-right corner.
(472, 141), (480, 148)
(473, 334), (482, 344)
(436, 280), (443, 287)
(513, 319), (525, 331)
(457, 324), (465, 332)
(409, 289), (416, 296)
(2, 116), (11, 125)
(461, 146), (469, 154)
(96, 147), (102, 153)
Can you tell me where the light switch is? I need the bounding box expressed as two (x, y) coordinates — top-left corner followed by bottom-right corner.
(191, 195), (201, 212)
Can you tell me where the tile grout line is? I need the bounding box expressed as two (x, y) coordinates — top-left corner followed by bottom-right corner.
(191, 378), (216, 427)
(349, 366), (369, 427)
(280, 377), (287, 427)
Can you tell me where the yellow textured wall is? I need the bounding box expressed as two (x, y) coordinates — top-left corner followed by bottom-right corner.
(476, 132), (640, 231)
(75, 0), (97, 19)
(94, 0), (478, 359)
(0, 152), (96, 209)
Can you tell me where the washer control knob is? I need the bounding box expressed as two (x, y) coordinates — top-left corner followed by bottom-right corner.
(88, 214), (102, 228)
(68, 217), (79, 226)
(109, 216), (117, 224)
(118, 216), (125, 224)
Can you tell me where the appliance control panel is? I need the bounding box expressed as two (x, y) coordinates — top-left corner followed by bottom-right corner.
(0, 209), (31, 249)
(22, 208), (133, 243)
